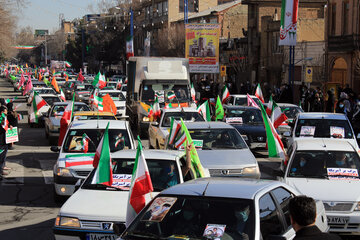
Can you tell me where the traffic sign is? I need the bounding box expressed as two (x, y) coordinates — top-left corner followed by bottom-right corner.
(305, 67), (312, 83)
(220, 65), (226, 77)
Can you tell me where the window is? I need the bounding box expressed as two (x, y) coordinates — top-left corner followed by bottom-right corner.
(179, 0), (198, 13)
(271, 188), (294, 229)
(163, 1), (168, 15)
(157, 2), (162, 16)
(259, 193), (283, 239)
(331, 3), (336, 35)
(342, 1), (349, 35)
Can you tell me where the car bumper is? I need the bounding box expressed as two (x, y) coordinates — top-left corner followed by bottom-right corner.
(327, 211), (360, 233)
(54, 227), (117, 240)
(54, 175), (79, 196)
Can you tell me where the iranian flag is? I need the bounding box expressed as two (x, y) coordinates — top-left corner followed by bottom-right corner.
(221, 85), (230, 104)
(126, 36), (134, 59)
(167, 91), (176, 100)
(152, 97), (161, 119)
(78, 69), (84, 82)
(174, 128), (187, 149)
(247, 94), (259, 109)
(255, 84), (264, 103)
(81, 133), (90, 153)
(271, 101), (288, 129)
(91, 123), (113, 186)
(126, 137), (153, 227)
(60, 88), (66, 102)
(58, 94), (75, 146)
(17, 113), (24, 121)
(279, 0), (299, 46)
(5, 96), (18, 104)
(191, 83), (196, 102)
(29, 92), (48, 123)
(266, 95), (274, 116)
(93, 71), (106, 89)
(168, 117), (181, 145)
(23, 78), (33, 95)
(197, 100), (211, 121)
(259, 103), (286, 160)
(65, 61), (72, 68)
(93, 88), (103, 112)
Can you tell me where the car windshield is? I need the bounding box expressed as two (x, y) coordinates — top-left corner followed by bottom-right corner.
(288, 151), (360, 179)
(72, 115), (116, 121)
(43, 96), (61, 106)
(99, 91), (125, 101)
(179, 128), (247, 150)
(141, 83), (190, 103)
(51, 104), (90, 117)
(280, 106), (303, 119)
(107, 82), (118, 89)
(63, 129), (130, 153)
(234, 97), (260, 106)
(123, 196), (254, 240)
(162, 112), (204, 127)
(82, 159), (180, 192)
(295, 119), (353, 139)
(76, 85), (93, 91)
(35, 89), (56, 95)
(225, 108), (263, 124)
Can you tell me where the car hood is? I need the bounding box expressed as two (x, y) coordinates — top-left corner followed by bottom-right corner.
(286, 178), (360, 202)
(197, 149), (257, 169)
(60, 189), (158, 221)
(232, 124), (266, 136)
(50, 116), (61, 127)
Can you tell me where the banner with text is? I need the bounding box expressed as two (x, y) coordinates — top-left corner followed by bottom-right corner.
(6, 127), (18, 144)
(185, 24), (220, 73)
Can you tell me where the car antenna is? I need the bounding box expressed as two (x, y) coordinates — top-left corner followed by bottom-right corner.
(202, 182), (210, 196)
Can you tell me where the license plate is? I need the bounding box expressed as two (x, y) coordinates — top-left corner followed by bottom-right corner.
(327, 216), (349, 224)
(86, 233), (118, 240)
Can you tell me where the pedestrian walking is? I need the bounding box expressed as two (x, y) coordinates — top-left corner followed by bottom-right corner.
(0, 105), (11, 180)
(325, 90), (335, 112)
(289, 196), (341, 240)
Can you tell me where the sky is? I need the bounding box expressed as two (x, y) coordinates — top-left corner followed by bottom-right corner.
(17, 0), (105, 33)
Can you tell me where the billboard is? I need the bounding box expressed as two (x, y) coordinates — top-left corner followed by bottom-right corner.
(185, 24), (220, 73)
(35, 29), (48, 36)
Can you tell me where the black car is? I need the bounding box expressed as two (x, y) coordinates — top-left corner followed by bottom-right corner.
(224, 105), (266, 149)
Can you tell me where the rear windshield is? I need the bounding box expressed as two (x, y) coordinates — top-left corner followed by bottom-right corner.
(225, 108), (263, 124)
(234, 97), (260, 106)
(51, 104), (90, 117)
(280, 106), (303, 119)
(63, 129), (131, 152)
(43, 96), (61, 106)
(162, 112), (204, 127)
(295, 119), (353, 139)
(99, 91), (125, 101)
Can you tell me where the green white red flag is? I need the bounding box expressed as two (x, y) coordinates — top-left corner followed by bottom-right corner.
(266, 95), (274, 116)
(271, 101), (288, 129)
(126, 136), (153, 227)
(126, 36), (134, 59)
(197, 100), (211, 121)
(65, 61), (72, 68)
(93, 88), (103, 111)
(168, 117), (181, 145)
(81, 133), (90, 153)
(92, 71), (106, 89)
(279, 0), (299, 46)
(58, 94), (75, 146)
(29, 92), (47, 123)
(167, 91), (176, 100)
(152, 97), (161, 119)
(255, 84), (264, 103)
(60, 89), (66, 102)
(221, 85), (230, 104)
(191, 83), (196, 102)
(247, 94), (259, 109)
(91, 123), (112, 186)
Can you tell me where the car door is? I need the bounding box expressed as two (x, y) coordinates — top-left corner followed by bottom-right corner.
(258, 188), (295, 240)
(148, 119), (160, 149)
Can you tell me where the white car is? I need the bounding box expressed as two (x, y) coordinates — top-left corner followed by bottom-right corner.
(98, 89), (126, 117)
(53, 150), (199, 240)
(26, 87), (58, 105)
(51, 120), (135, 201)
(27, 94), (62, 127)
(148, 107), (205, 149)
(280, 138), (360, 233)
(119, 177), (328, 240)
(168, 122), (260, 178)
(228, 94), (261, 106)
(285, 112), (359, 150)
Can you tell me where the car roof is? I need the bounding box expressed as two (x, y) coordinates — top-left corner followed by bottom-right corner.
(39, 94), (59, 97)
(160, 177), (284, 199)
(184, 121), (235, 129)
(69, 120), (127, 130)
(162, 107), (199, 113)
(53, 101), (87, 106)
(277, 103), (300, 107)
(99, 89), (121, 93)
(111, 149), (184, 160)
(294, 138), (355, 152)
(297, 112), (348, 120)
(223, 105), (259, 111)
(73, 111), (115, 116)
(230, 94), (257, 98)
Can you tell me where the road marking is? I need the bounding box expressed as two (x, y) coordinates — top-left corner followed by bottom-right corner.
(38, 160), (54, 185)
(1, 159), (24, 185)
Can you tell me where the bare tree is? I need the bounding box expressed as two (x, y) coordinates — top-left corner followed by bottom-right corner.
(153, 24), (185, 57)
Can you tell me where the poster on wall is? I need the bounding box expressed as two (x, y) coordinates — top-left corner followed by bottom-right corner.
(185, 24), (220, 73)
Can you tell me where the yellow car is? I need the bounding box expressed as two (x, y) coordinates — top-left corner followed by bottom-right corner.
(72, 111), (117, 121)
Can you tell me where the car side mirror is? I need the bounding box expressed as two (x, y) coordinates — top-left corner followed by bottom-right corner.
(113, 222), (126, 236)
(266, 235), (287, 240)
(50, 146), (60, 152)
(283, 131), (291, 137)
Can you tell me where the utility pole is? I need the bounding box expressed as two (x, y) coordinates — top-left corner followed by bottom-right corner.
(45, 34), (48, 66)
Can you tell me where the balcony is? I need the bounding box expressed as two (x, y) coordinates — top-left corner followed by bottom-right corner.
(328, 35), (360, 52)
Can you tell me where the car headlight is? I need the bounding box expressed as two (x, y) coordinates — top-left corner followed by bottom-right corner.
(55, 216), (80, 228)
(242, 166), (260, 176)
(354, 202), (360, 211)
(241, 135), (248, 141)
(142, 117), (150, 122)
(78, 94), (83, 98)
(56, 167), (73, 177)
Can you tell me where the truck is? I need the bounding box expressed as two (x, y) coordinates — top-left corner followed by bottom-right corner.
(126, 57), (195, 137)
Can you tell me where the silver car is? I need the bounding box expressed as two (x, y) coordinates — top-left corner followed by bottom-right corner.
(168, 122), (260, 178)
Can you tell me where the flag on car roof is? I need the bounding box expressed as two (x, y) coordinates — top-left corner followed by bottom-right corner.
(65, 61), (72, 68)
(215, 96), (224, 121)
(271, 101), (288, 129)
(197, 100), (211, 121)
(23, 77), (33, 96)
(78, 69), (84, 82)
(93, 71), (106, 89)
(29, 92), (47, 123)
(259, 103), (286, 160)
(221, 85), (230, 104)
(93, 88), (103, 112)
(167, 91), (176, 100)
(180, 119), (205, 178)
(168, 117), (181, 145)
(126, 136), (153, 227)
(266, 95), (274, 116)
(247, 94), (259, 109)
(91, 122), (113, 186)
(51, 76), (60, 93)
(151, 97), (161, 120)
(58, 94), (75, 146)
(60, 88), (66, 102)
(255, 83), (265, 103)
